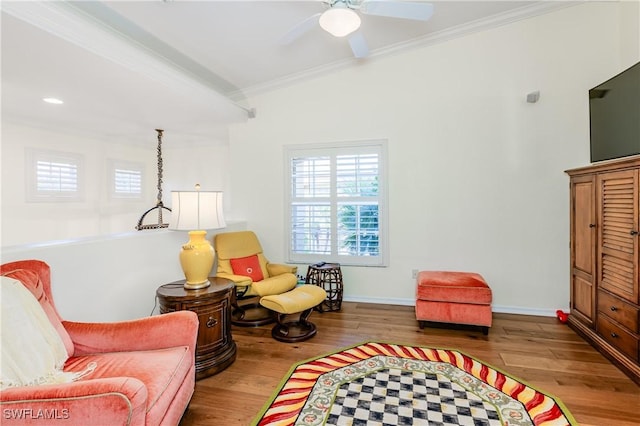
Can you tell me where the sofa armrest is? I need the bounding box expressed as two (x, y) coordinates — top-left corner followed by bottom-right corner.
(267, 263), (298, 277)
(0, 377), (147, 426)
(63, 310), (198, 356)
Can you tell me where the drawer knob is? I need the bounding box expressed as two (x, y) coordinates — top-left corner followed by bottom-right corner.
(589, 223), (596, 228)
(610, 332), (618, 338)
(610, 306), (617, 312)
(631, 230), (639, 236)
(206, 316), (218, 328)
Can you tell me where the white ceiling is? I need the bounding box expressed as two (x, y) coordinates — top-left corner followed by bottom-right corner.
(1, 1), (578, 144)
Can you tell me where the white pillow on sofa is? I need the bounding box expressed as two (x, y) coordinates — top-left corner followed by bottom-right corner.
(0, 276), (78, 390)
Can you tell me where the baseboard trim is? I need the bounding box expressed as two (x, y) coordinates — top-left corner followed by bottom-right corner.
(342, 295), (563, 317)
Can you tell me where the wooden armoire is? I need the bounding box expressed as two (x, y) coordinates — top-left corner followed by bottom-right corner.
(567, 156), (640, 384)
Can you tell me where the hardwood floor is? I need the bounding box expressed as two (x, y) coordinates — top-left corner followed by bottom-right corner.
(179, 302), (640, 425)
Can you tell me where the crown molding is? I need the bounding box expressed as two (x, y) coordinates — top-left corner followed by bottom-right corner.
(238, 1), (584, 98)
(2, 1), (584, 105)
(377, 1), (584, 56)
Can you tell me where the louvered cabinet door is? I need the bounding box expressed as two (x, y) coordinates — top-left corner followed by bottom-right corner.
(570, 174), (597, 324)
(597, 169), (639, 304)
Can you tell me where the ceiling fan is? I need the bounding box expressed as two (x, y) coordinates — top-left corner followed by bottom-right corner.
(280, 0), (434, 58)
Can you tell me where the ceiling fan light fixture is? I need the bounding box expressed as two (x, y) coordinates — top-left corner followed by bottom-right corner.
(319, 6), (361, 37)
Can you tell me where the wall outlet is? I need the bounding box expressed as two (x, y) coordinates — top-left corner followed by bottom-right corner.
(412, 269), (419, 279)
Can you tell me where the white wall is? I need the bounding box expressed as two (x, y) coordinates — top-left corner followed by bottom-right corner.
(0, 223), (245, 322)
(1, 122), (158, 246)
(2, 2), (637, 322)
(620, 0), (640, 70)
(229, 2), (640, 315)
(1, 124), (236, 322)
(0, 122), (233, 246)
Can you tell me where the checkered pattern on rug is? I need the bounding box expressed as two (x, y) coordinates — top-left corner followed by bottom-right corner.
(326, 368), (502, 426)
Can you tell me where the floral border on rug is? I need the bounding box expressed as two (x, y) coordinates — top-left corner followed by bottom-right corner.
(252, 341), (577, 426)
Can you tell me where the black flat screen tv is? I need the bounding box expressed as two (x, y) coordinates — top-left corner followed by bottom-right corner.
(589, 61), (640, 163)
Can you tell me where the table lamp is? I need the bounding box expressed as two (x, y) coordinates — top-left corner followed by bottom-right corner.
(169, 186), (226, 289)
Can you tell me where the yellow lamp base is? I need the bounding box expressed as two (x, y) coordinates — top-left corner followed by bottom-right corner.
(179, 230), (214, 290)
(183, 280), (210, 290)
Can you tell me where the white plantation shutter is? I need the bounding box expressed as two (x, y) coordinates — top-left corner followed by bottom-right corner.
(36, 160), (78, 192)
(291, 156), (331, 255)
(336, 153), (379, 257)
(114, 168), (141, 194)
(286, 141), (388, 266)
(27, 150), (83, 201)
(111, 161), (143, 198)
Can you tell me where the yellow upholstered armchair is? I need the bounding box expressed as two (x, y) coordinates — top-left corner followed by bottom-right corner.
(214, 231), (298, 326)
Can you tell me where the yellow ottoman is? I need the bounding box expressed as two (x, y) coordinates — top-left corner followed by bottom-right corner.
(260, 285), (327, 342)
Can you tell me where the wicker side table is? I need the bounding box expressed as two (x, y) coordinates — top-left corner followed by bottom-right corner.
(305, 263), (343, 312)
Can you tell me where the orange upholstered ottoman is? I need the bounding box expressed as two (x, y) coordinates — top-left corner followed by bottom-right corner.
(415, 271), (492, 335)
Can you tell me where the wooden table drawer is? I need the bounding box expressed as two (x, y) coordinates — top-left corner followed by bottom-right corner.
(598, 290), (639, 333)
(597, 315), (639, 361)
(193, 301), (227, 353)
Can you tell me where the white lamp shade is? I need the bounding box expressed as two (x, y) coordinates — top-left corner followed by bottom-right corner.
(169, 191), (226, 231)
(319, 7), (361, 37)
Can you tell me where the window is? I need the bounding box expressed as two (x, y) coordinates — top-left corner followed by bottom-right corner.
(26, 149), (83, 202)
(110, 160), (143, 199)
(285, 140), (388, 266)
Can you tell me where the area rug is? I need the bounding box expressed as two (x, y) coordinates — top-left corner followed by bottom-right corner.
(252, 342), (577, 426)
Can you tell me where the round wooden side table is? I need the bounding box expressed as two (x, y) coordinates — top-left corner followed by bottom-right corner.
(305, 263), (343, 312)
(156, 277), (236, 380)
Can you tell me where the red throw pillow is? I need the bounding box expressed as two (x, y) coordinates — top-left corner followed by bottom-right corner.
(230, 255), (264, 282)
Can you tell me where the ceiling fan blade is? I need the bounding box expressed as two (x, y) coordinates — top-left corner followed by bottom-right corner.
(348, 32), (369, 58)
(279, 12), (322, 45)
(360, 0), (434, 21)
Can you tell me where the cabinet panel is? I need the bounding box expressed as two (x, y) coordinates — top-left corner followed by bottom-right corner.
(570, 175), (596, 324)
(597, 170), (639, 303)
(574, 179), (596, 274)
(573, 274), (594, 322)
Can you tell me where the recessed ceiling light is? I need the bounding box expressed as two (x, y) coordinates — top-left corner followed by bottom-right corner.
(43, 97), (64, 104)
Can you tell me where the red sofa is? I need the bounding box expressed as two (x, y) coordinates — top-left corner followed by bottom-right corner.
(1, 260), (198, 425)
